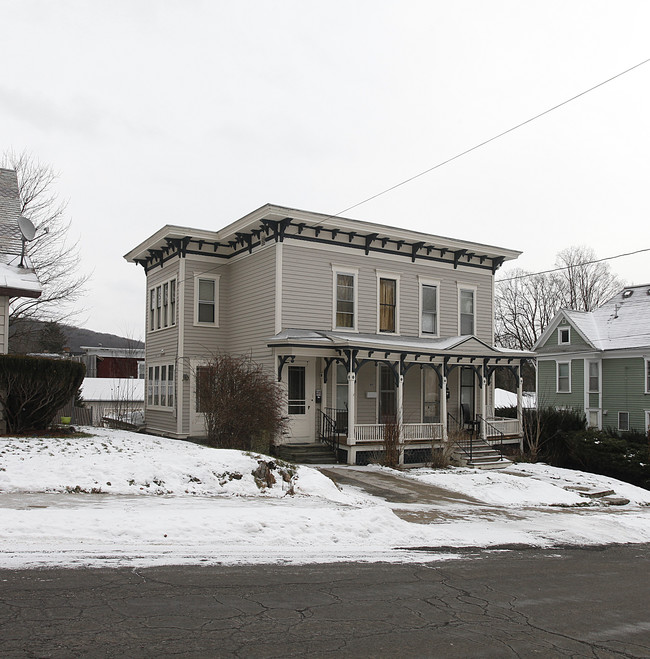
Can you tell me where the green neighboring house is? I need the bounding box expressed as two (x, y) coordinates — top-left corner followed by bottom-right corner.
(533, 285), (650, 435)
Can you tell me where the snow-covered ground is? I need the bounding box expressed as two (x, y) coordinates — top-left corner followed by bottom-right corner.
(1, 428), (649, 569)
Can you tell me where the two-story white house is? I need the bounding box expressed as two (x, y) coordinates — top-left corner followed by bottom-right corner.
(125, 204), (532, 465)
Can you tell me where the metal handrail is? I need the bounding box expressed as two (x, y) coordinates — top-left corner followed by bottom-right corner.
(476, 414), (504, 459)
(319, 410), (340, 457)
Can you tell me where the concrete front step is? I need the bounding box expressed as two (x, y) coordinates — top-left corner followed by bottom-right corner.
(275, 443), (338, 464)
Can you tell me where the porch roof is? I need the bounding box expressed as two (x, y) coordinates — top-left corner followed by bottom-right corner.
(268, 329), (534, 362)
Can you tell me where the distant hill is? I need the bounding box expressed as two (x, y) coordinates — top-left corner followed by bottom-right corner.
(9, 319), (144, 354)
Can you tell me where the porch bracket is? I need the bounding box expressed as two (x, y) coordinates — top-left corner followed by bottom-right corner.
(422, 362), (443, 387)
(277, 355), (296, 382)
(453, 249), (467, 269)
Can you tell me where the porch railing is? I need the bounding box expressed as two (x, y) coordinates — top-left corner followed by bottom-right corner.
(354, 423), (443, 443)
(485, 417), (521, 438)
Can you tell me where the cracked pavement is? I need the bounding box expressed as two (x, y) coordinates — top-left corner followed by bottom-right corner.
(1, 544), (649, 658)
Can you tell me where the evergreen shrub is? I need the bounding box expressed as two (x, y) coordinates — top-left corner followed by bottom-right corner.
(0, 355), (85, 433)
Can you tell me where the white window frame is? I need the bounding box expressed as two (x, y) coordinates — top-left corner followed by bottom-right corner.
(147, 362), (175, 409)
(557, 361), (571, 393)
(587, 409), (600, 429)
(588, 361), (600, 393)
(457, 285), (477, 336)
(332, 265), (358, 332)
(419, 277), (440, 337)
(194, 274), (220, 327)
(558, 327), (571, 345)
(148, 276), (177, 333)
(376, 271), (400, 335)
(645, 358), (650, 394)
(618, 411), (629, 432)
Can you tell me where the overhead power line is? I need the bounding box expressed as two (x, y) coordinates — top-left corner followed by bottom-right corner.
(498, 247), (650, 282)
(333, 57), (650, 217)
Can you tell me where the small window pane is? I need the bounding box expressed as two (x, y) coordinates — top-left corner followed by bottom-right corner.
(589, 362), (599, 392)
(557, 362), (570, 392)
(288, 366), (306, 414)
(618, 412), (629, 432)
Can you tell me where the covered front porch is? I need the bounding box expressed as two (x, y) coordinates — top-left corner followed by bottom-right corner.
(270, 330), (534, 466)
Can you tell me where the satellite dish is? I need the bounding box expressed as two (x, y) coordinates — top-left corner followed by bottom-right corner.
(17, 216), (36, 268)
(18, 216), (36, 241)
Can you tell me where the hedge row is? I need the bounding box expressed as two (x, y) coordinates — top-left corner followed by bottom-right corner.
(0, 355), (85, 433)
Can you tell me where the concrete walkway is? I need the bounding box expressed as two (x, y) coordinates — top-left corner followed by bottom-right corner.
(318, 465), (524, 524)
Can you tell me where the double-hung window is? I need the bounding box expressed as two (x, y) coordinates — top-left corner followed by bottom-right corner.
(377, 273), (399, 333)
(557, 361), (570, 393)
(419, 278), (439, 336)
(459, 287), (475, 335)
(618, 411), (630, 432)
(195, 275), (220, 326)
(333, 267), (357, 330)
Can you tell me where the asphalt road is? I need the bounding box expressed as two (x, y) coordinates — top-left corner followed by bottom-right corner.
(1, 544), (649, 658)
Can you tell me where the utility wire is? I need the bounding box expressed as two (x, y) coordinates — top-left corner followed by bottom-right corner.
(498, 247), (650, 282)
(159, 57), (650, 288)
(331, 57), (650, 218)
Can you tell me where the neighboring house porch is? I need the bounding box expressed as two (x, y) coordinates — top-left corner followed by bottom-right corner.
(271, 329), (531, 466)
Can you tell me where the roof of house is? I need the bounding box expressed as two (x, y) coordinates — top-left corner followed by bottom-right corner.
(0, 168), (41, 298)
(269, 328), (535, 359)
(535, 284), (650, 352)
(125, 203), (522, 274)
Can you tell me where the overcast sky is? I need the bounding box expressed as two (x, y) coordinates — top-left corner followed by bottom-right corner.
(2, 1), (649, 338)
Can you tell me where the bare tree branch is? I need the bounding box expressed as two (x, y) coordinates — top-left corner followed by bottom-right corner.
(2, 150), (90, 349)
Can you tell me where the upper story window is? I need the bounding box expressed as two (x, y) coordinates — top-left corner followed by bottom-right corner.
(148, 277), (177, 332)
(376, 273), (399, 334)
(588, 361), (599, 393)
(557, 361), (571, 393)
(419, 279), (439, 336)
(332, 266), (358, 331)
(459, 287), (475, 335)
(558, 327), (570, 345)
(195, 275), (220, 326)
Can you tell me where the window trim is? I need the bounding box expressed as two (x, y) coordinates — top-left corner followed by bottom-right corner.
(557, 360), (571, 393)
(457, 285), (477, 336)
(148, 276), (178, 333)
(332, 265), (358, 332)
(618, 411), (630, 432)
(194, 274), (220, 327)
(418, 277), (440, 338)
(376, 271), (400, 335)
(558, 326), (571, 345)
(147, 362), (175, 409)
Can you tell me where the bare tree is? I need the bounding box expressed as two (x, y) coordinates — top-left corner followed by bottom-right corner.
(555, 246), (623, 312)
(2, 150), (89, 345)
(495, 246), (624, 351)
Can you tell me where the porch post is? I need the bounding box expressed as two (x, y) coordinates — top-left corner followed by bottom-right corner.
(347, 371), (356, 447)
(397, 372), (404, 466)
(480, 370), (487, 440)
(517, 367), (524, 451)
(441, 376), (448, 441)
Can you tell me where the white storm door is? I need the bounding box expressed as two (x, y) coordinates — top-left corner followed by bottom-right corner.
(286, 360), (315, 442)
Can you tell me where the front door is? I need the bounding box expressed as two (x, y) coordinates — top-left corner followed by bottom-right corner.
(286, 359), (315, 443)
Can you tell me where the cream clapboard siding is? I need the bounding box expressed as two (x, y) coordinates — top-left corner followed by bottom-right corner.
(144, 259), (181, 437)
(224, 244), (277, 372)
(281, 243), (494, 343)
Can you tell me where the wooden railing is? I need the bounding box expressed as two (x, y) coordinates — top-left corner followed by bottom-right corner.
(485, 417), (521, 437)
(354, 423), (443, 443)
